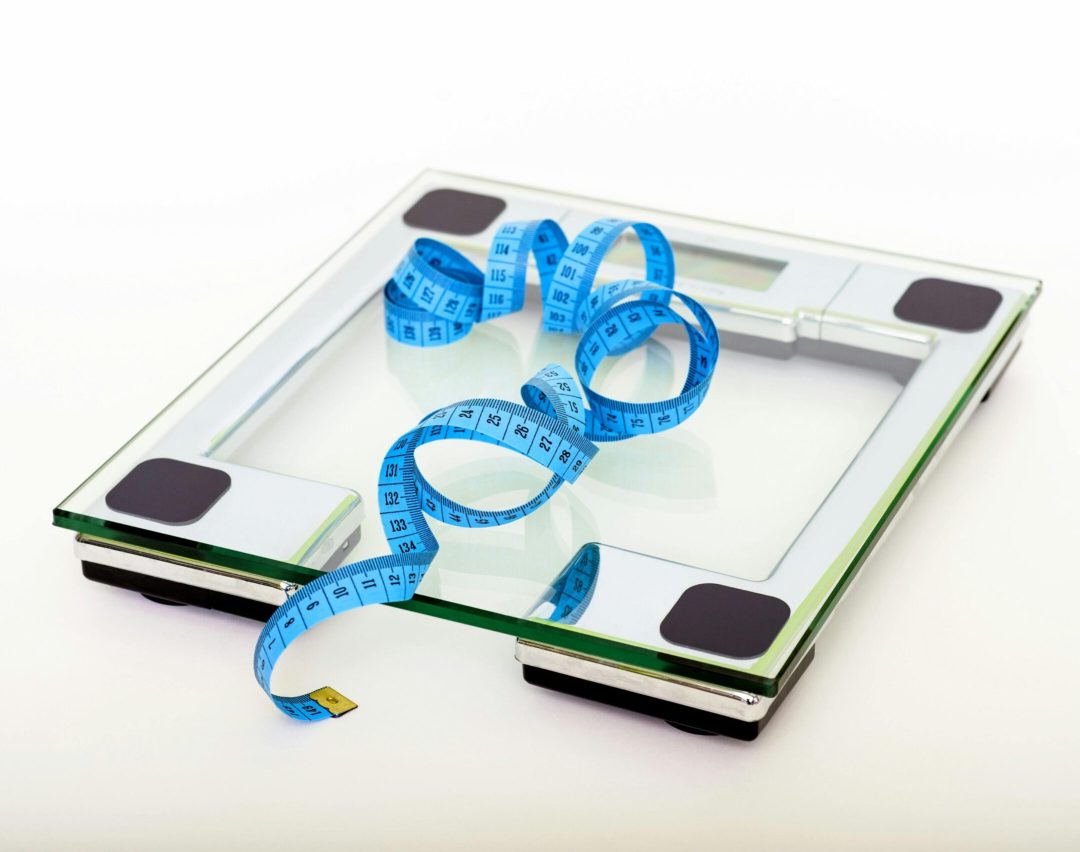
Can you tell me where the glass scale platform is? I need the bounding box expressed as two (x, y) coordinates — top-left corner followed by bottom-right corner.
(53, 171), (1040, 738)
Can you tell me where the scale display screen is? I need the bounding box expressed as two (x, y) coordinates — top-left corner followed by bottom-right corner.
(606, 233), (787, 291)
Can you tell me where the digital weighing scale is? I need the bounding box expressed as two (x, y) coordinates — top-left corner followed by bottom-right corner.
(53, 171), (1040, 738)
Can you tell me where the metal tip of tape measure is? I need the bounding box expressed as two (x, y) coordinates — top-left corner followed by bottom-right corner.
(309, 687), (358, 717)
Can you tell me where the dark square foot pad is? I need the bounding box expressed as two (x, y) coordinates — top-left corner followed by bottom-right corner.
(894, 277), (1003, 332)
(105, 458), (231, 525)
(660, 583), (790, 659)
(403, 188), (506, 236)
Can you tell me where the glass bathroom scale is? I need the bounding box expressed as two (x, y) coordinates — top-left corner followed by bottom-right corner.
(53, 171), (1040, 738)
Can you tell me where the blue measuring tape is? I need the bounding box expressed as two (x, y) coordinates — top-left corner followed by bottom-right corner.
(254, 217), (719, 722)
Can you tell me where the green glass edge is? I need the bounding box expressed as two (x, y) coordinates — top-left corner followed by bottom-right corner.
(53, 510), (323, 586)
(388, 595), (785, 696)
(748, 296), (1031, 677)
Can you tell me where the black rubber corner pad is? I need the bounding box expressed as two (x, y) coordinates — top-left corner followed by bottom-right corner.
(105, 458), (231, 525)
(660, 584), (790, 659)
(402, 188), (506, 236)
(893, 277), (1003, 332)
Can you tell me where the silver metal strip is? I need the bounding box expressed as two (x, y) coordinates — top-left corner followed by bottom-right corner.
(74, 535), (292, 607)
(514, 639), (775, 723)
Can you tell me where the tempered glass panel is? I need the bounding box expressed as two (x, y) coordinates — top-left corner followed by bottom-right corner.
(213, 285), (902, 617)
(53, 171), (1041, 689)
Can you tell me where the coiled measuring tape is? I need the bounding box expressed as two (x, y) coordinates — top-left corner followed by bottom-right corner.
(254, 217), (719, 722)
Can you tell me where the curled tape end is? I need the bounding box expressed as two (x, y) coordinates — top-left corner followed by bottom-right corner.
(310, 686), (358, 718)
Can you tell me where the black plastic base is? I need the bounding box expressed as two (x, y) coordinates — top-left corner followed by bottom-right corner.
(522, 645), (815, 740)
(82, 561), (277, 621)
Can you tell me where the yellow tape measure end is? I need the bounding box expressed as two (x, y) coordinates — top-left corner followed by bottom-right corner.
(309, 687), (358, 718)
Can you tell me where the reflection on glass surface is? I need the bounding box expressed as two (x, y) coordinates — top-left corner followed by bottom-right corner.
(532, 543), (601, 625)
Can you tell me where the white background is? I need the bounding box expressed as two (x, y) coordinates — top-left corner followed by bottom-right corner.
(2, 2), (1079, 849)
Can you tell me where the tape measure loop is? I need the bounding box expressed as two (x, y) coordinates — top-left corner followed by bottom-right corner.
(543, 219), (675, 335)
(575, 290), (718, 442)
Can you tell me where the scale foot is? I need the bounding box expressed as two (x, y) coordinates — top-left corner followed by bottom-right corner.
(142, 594), (187, 607)
(666, 721), (721, 736)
